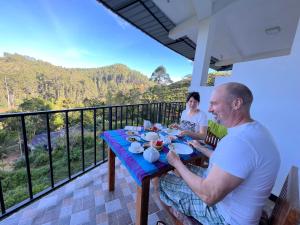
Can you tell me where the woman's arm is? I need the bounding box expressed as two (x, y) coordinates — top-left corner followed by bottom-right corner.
(180, 126), (208, 140)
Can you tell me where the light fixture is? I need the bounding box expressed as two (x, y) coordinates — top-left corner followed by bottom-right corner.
(265, 26), (281, 35)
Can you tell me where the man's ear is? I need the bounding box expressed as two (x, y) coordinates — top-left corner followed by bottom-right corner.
(232, 97), (243, 110)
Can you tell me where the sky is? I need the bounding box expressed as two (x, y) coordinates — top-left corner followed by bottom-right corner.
(0, 0), (193, 81)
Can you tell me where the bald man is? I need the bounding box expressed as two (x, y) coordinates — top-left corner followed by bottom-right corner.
(159, 82), (280, 225)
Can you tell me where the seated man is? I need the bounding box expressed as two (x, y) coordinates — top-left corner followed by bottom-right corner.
(159, 82), (280, 225)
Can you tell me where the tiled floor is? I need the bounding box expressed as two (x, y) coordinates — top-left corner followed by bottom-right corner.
(0, 159), (174, 225)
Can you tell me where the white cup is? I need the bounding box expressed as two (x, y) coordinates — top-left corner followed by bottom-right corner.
(143, 120), (152, 129)
(131, 142), (141, 152)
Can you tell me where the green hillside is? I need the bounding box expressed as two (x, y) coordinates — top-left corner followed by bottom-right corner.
(0, 53), (154, 109)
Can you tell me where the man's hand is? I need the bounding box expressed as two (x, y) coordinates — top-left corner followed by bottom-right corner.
(188, 140), (212, 157)
(188, 140), (202, 149)
(167, 150), (181, 167)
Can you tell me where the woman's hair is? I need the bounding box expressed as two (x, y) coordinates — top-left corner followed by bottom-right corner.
(186, 92), (200, 102)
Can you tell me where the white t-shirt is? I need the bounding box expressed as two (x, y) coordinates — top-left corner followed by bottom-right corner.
(209, 121), (280, 225)
(180, 109), (208, 132)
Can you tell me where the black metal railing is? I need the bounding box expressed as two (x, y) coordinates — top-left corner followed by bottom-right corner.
(0, 102), (184, 219)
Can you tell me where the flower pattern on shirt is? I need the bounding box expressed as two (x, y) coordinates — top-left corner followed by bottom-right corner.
(180, 120), (196, 132)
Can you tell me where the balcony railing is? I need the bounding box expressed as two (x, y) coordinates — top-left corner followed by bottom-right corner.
(0, 102), (184, 219)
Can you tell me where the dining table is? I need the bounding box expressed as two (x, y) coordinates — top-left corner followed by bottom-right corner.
(100, 128), (205, 225)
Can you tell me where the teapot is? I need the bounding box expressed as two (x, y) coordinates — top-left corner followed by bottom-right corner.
(143, 147), (160, 163)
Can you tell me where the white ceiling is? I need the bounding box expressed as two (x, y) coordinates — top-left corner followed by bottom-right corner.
(153, 0), (300, 66)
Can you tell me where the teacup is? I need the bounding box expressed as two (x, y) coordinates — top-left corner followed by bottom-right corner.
(130, 142), (142, 152)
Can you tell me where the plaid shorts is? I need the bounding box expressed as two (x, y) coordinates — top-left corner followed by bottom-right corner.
(159, 165), (228, 225)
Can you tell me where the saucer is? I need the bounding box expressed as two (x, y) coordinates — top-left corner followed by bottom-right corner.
(128, 146), (144, 154)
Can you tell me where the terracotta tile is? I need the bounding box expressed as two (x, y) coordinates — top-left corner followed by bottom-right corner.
(0, 162), (174, 225)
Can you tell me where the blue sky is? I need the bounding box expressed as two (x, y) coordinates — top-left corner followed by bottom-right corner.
(0, 0), (193, 81)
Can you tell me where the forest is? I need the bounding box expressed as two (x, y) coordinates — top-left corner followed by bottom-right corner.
(0, 52), (229, 210)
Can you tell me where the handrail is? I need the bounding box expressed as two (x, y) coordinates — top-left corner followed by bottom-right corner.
(0, 102), (185, 219)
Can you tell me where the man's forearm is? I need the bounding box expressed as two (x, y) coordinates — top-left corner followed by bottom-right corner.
(174, 161), (212, 204)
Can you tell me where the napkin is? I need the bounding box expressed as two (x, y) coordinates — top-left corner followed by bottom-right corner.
(124, 126), (142, 131)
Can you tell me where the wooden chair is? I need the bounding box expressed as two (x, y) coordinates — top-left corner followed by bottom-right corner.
(195, 127), (221, 168)
(204, 127), (220, 149)
(268, 166), (300, 225)
(165, 166), (300, 225)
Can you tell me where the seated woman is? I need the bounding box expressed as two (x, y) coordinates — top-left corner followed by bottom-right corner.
(171, 92), (208, 140)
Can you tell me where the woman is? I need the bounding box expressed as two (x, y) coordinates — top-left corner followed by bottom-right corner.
(171, 92), (208, 140)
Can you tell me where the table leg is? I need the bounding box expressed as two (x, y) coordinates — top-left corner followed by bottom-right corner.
(108, 148), (115, 192)
(136, 178), (150, 225)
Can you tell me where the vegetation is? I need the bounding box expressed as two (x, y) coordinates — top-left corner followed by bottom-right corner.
(0, 52), (230, 211)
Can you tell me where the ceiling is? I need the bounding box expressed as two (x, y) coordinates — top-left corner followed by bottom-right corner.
(97, 0), (300, 70)
(96, 0), (231, 71)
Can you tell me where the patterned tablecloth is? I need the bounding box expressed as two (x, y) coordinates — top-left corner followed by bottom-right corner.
(100, 129), (202, 186)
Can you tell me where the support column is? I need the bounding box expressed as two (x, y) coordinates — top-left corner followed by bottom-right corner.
(190, 16), (216, 90)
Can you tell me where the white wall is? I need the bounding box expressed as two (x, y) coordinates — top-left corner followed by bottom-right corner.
(193, 21), (300, 195)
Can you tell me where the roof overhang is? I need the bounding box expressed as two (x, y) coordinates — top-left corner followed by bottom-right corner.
(96, 0), (232, 71)
(97, 0), (300, 70)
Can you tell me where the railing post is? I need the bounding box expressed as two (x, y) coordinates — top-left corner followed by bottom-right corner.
(93, 109), (97, 165)
(115, 106), (118, 129)
(0, 179), (5, 214)
(120, 106), (123, 128)
(158, 103), (162, 123)
(109, 107), (112, 130)
(65, 112), (71, 179)
(163, 102), (167, 125)
(46, 113), (54, 188)
(102, 108), (105, 161)
(21, 115), (33, 199)
(80, 110), (85, 171)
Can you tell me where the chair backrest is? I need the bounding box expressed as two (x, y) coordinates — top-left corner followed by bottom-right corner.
(204, 127), (220, 149)
(269, 166), (300, 225)
(207, 120), (227, 138)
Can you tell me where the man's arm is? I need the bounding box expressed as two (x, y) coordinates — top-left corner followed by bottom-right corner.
(167, 151), (243, 206)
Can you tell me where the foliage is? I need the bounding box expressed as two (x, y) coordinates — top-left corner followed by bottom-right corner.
(0, 53), (153, 109)
(149, 65), (173, 85)
(207, 71), (231, 86)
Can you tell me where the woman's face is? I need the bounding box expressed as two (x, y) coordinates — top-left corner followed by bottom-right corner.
(187, 97), (199, 110)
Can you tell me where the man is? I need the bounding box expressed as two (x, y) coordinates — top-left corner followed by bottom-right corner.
(159, 82), (280, 225)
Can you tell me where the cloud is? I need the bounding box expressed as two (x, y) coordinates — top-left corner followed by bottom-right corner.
(104, 7), (130, 29)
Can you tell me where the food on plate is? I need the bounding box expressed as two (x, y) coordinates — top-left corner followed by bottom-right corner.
(127, 136), (141, 142)
(148, 126), (158, 132)
(152, 140), (163, 150)
(126, 131), (138, 135)
(128, 137), (137, 142)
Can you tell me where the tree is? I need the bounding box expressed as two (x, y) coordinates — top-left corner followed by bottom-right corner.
(150, 66), (173, 85)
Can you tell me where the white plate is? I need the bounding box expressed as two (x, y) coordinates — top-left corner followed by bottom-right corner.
(126, 130), (139, 136)
(163, 128), (180, 136)
(141, 132), (159, 141)
(168, 143), (193, 155)
(126, 136), (141, 142)
(128, 146), (144, 154)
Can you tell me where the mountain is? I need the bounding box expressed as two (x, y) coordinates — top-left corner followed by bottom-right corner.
(0, 53), (154, 109)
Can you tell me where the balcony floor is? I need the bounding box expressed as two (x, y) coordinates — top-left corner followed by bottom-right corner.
(0, 159), (174, 225)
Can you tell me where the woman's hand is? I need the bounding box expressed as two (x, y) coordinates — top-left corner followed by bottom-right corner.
(169, 123), (180, 129)
(178, 130), (191, 137)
